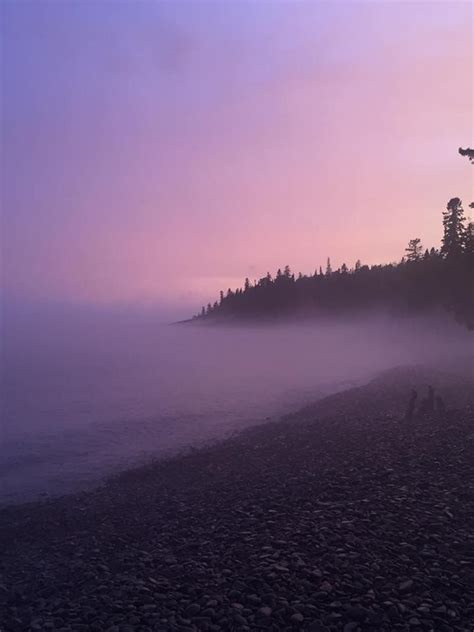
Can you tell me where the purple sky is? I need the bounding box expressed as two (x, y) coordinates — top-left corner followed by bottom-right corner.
(2, 1), (473, 313)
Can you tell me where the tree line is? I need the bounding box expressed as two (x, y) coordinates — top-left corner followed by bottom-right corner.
(193, 148), (474, 329)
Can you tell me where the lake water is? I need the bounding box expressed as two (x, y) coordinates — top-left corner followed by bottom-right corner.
(1, 306), (469, 504)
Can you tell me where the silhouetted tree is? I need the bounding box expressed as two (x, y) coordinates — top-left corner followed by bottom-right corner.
(325, 258), (332, 276)
(193, 158), (473, 329)
(464, 221), (474, 255)
(459, 147), (474, 163)
(441, 198), (466, 258)
(405, 238), (423, 262)
(458, 147), (474, 207)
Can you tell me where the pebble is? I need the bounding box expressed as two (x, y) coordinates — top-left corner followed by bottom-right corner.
(291, 612), (304, 624)
(1, 387), (473, 632)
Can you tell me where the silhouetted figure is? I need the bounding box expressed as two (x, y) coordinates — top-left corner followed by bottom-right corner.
(418, 386), (435, 417)
(435, 395), (446, 415)
(405, 389), (417, 421)
(427, 386), (434, 413)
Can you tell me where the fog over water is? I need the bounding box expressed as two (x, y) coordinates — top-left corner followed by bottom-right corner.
(1, 301), (470, 503)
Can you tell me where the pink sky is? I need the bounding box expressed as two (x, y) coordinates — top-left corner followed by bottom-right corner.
(2, 1), (473, 313)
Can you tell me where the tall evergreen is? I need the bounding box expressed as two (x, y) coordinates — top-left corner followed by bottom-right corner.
(405, 238), (423, 262)
(441, 198), (466, 258)
(192, 147), (473, 330)
(464, 221), (474, 255)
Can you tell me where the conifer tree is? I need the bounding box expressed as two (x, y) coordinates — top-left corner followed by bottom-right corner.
(463, 220), (474, 255)
(459, 147), (474, 163)
(441, 198), (466, 258)
(405, 238), (423, 261)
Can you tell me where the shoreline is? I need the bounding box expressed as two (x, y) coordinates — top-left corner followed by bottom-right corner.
(0, 375), (364, 509)
(2, 361), (472, 512)
(1, 364), (474, 631)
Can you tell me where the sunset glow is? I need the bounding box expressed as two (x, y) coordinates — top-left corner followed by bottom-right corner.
(3, 1), (473, 312)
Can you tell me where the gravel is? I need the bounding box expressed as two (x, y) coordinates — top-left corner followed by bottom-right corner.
(1, 366), (473, 631)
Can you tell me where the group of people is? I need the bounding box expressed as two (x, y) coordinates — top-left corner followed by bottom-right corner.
(405, 386), (446, 420)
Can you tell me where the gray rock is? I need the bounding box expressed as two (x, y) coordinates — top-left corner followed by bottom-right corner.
(186, 604), (200, 617)
(399, 579), (414, 592)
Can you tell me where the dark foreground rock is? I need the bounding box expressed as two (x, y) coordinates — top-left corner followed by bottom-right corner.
(1, 368), (474, 631)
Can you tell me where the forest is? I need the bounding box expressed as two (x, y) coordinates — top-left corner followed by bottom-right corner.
(193, 149), (474, 329)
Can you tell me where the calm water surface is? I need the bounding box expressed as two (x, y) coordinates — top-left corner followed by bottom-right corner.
(1, 308), (467, 503)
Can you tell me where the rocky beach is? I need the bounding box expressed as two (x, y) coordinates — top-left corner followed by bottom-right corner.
(1, 365), (474, 632)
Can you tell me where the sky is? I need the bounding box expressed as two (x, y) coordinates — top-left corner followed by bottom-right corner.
(1, 0), (473, 315)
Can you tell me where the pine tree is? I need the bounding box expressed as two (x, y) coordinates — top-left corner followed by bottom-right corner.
(458, 147), (474, 207)
(325, 258), (332, 276)
(463, 220), (474, 255)
(459, 147), (474, 163)
(405, 238), (423, 262)
(441, 198), (466, 258)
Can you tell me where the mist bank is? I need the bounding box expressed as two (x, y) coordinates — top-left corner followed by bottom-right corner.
(1, 299), (473, 503)
(180, 305), (457, 327)
(191, 240), (474, 330)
